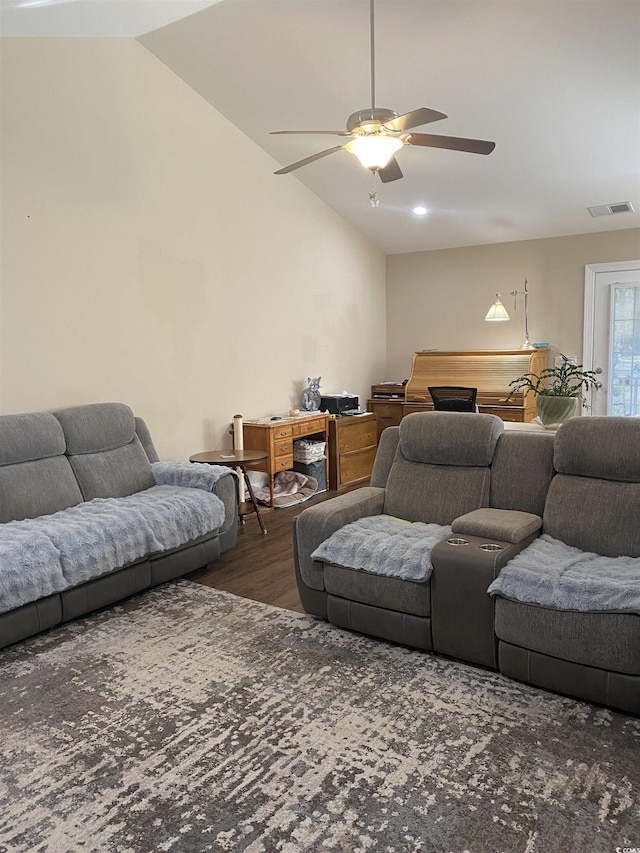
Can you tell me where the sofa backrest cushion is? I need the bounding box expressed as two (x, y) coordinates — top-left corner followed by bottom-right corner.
(543, 417), (640, 557)
(490, 431), (555, 516)
(383, 412), (503, 525)
(369, 426), (399, 488)
(554, 416), (640, 481)
(0, 412), (83, 522)
(53, 403), (155, 500)
(397, 411), (503, 466)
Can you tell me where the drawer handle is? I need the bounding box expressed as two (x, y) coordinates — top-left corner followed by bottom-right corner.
(279, 460), (289, 468)
(278, 430), (288, 437)
(279, 444), (289, 452)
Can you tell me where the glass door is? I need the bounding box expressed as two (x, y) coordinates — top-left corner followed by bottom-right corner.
(609, 284), (640, 416)
(584, 262), (640, 416)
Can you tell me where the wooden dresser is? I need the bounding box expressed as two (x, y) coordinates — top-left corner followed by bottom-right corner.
(368, 349), (549, 436)
(242, 412), (329, 507)
(328, 413), (378, 490)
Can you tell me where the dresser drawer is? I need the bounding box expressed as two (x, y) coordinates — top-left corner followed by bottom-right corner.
(370, 402), (403, 424)
(480, 406), (524, 422)
(338, 420), (377, 453)
(340, 446), (377, 486)
(273, 437), (293, 456)
(292, 417), (326, 437)
(402, 403), (432, 416)
(272, 424), (293, 440)
(274, 452), (294, 471)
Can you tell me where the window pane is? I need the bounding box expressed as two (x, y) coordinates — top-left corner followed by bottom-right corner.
(609, 285), (640, 416)
(614, 287), (635, 320)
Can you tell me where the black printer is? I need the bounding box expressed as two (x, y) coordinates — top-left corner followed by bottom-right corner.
(320, 394), (359, 415)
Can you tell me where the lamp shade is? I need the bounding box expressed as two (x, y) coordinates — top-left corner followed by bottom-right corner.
(346, 135), (403, 170)
(485, 298), (510, 321)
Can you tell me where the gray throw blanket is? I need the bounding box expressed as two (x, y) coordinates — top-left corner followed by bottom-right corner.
(0, 485), (225, 615)
(488, 533), (640, 614)
(311, 515), (452, 581)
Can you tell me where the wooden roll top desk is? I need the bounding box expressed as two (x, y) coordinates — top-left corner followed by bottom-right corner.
(369, 348), (549, 438)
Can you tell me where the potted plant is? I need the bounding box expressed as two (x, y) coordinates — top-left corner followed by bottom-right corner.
(507, 354), (600, 426)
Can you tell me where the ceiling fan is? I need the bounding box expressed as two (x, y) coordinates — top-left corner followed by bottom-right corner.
(271, 0), (495, 183)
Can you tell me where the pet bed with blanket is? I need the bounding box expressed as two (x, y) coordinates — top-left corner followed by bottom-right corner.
(254, 470), (318, 508)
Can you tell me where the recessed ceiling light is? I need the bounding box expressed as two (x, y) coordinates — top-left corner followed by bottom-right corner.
(412, 206), (428, 216)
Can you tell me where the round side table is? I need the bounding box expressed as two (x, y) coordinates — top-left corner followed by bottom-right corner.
(189, 449), (268, 535)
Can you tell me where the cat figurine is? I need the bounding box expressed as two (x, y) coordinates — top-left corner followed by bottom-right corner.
(302, 377), (321, 412)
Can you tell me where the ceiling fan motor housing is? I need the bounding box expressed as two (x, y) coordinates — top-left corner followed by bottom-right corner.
(347, 107), (398, 133)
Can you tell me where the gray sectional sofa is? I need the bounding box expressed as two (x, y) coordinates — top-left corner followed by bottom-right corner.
(0, 402), (238, 649)
(294, 412), (640, 715)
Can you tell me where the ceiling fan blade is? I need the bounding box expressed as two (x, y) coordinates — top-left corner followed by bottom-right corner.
(405, 133), (496, 155)
(384, 108), (447, 132)
(378, 157), (403, 183)
(274, 144), (347, 175)
(271, 130), (352, 137)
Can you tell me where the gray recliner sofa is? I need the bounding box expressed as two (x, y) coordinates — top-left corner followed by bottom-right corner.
(490, 417), (640, 714)
(0, 402), (238, 649)
(293, 412), (640, 715)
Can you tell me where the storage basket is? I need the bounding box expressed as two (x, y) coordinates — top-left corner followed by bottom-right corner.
(293, 439), (326, 463)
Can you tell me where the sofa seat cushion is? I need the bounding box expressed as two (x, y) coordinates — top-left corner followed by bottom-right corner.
(494, 599), (640, 675)
(311, 515), (451, 581)
(0, 527), (67, 613)
(0, 485), (225, 614)
(324, 565), (431, 617)
(488, 534), (640, 614)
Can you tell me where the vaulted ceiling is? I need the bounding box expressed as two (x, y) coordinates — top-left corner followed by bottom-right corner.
(3, 0), (640, 254)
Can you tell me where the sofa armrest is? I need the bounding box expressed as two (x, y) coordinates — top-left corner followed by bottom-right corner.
(451, 508), (542, 544)
(211, 471), (239, 542)
(293, 486), (386, 591)
(152, 461), (233, 491)
(151, 462), (238, 537)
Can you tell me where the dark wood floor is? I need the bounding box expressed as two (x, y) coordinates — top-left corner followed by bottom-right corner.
(188, 487), (347, 613)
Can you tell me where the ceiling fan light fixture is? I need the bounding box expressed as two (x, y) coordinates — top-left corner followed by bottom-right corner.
(271, 0), (495, 183)
(346, 134), (403, 170)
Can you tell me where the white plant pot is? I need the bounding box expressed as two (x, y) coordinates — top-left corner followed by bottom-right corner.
(536, 395), (578, 426)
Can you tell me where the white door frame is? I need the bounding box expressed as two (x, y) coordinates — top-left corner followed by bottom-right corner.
(583, 260), (640, 413)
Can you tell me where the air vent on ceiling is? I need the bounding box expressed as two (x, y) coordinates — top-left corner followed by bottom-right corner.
(588, 201), (634, 217)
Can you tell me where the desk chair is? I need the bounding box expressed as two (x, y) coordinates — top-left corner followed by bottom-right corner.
(429, 386), (478, 412)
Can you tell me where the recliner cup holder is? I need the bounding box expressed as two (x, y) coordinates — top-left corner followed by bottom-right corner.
(479, 543), (503, 551)
(447, 537), (469, 546)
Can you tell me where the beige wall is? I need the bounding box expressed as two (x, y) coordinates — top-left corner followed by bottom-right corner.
(0, 38), (386, 459)
(386, 229), (640, 381)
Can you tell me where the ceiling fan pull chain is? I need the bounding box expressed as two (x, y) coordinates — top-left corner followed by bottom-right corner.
(369, 170), (380, 207)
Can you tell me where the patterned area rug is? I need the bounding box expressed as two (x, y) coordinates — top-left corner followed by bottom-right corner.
(0, 582), (638, 853)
